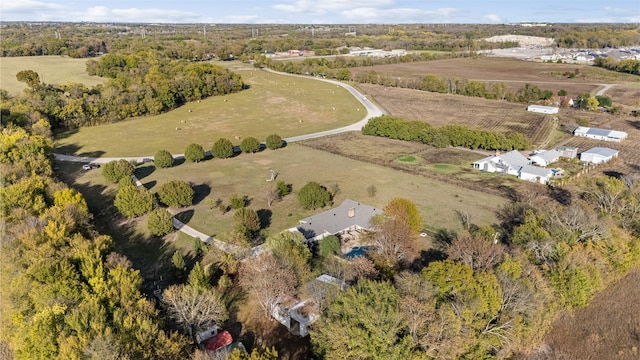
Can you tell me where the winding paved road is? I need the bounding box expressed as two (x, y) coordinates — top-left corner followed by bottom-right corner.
(56, 69), (386, 254)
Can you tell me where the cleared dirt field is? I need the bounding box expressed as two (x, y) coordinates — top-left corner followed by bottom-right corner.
(0, 55), (106, 94)
(350, 57), (640, 102)
(357, 84), (554, 146)
(535, 268), (640, 360)
(607, 84), (640, 107)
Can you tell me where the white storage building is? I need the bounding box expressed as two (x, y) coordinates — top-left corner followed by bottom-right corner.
(527, 105), (559, 114)
(573, 127), (628, 142)
(580, 147), (619, 164)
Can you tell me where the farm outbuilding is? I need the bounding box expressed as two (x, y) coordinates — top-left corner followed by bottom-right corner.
(580, 147), (619, 164)
(527, 105), (559, 114)
(573, 127), (628, 142)
(556, 145), (578, 159)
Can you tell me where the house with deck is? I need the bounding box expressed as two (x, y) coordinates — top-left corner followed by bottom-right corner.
(519, 165), (553, 184)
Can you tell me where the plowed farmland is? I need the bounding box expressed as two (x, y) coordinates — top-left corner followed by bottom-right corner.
(357, 83), (554, 146)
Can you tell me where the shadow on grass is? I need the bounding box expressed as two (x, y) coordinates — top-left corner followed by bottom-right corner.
(174, 157), (187, 166)
(411, 248), (448, 271)
(55, 142), (107, 159)
(143, 180), (157, 190)
(175, 209), (194, 224)
(257, 209), (272, 229)
(135, 164), (155, 180)
(60, 171), (180, 293)
(192, 183), (212, 205)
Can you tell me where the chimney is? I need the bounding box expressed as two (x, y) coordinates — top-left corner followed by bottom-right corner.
(348, 208), (355, 218)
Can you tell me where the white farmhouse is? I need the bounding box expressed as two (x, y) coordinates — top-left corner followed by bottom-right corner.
(580, 147), (619, 164)
(529, 149), (562, 166)
(472, 150), (530, 176)
(573, 127), (628, 142)
(518, 165), (553, 184)
(527, 105), (559, 114)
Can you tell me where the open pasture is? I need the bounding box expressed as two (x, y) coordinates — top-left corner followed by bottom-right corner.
(55, 69), (364, 157)
(68, 142), (506, 237)
(299, 132), (523, 199)
(0, 55), (106, 94)
(357, 83), (554, 146)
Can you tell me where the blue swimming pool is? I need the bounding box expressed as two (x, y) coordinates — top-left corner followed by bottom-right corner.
(344, 246), (373, 259)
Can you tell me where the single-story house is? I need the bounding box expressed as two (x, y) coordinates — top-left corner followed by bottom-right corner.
(573, 127), (628, 142)
(527, 105), (559, 114)
(518, 165), (553, 184)
(291, 199), (382, 241)
(529, 149), (562, 166)
(580, 147), (619, 164)
(472, 150), (530, 176)
(556, 145), (578, 159)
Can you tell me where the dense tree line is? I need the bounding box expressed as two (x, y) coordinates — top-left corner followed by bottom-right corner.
(7, 51), (245, 129)
(593, 57), (640, 76)
(307, 179), (640, 358)
(363, 115), (531, 151)
(0, 122), (190, 358)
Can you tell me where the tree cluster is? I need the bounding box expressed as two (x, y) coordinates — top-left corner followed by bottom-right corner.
(0, 122), (189, 359)
(363, 115), (531, 151)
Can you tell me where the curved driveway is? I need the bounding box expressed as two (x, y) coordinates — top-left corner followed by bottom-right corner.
(54, 69), (385, 164)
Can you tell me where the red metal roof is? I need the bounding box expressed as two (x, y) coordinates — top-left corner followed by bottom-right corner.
(205, 330), (233, 351)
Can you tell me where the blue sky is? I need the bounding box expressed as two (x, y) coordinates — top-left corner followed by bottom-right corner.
(1, 0), (639, 24)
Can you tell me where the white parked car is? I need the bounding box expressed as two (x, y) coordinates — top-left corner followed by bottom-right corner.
(82, 164), (91, 170)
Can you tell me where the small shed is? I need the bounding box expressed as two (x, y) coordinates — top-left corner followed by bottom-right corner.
(527, 105), (559, 114)
(580, 147), (619, 164)
(205, 331), (233, 352)
(518, 165), (553, 184)
(556, 146), (578, 159)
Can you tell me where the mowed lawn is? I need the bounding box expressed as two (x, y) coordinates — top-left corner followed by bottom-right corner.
(0, 55), (106, 94)
(55, 70), (364, 157)
(68, 143), (506, 237)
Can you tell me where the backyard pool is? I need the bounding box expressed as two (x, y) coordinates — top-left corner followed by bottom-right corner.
(344, 246), (373, 259)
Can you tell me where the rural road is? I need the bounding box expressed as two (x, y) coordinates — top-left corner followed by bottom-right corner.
(54, 68), (385, 164)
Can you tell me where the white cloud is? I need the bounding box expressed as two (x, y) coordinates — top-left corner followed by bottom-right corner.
(340, 7), (457, 23)
(273, 0), (395, 15)
(1, 0), (65, 12)
(483, 14), (502, 23)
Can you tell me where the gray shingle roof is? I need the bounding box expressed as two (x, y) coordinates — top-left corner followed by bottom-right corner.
(583, 147), (619, 157)
(296, 199), (382, 239)
(499, 150), (530, 169)
(519, 164), (553, 177)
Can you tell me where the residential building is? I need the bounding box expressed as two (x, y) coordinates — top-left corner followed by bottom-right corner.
(580, 147), (619, 164)
(472, 150), (530, 176)
(291, 199), (382, 241)
(518, 165), (553, 184)
(529, 149), (561, 166)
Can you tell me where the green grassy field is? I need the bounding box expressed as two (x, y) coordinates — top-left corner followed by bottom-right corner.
(55, 69), (364, 157)
(0, 56), (106, 94)
(63, 142), (506, 238)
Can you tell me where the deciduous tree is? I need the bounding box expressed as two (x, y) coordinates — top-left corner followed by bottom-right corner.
(162, 284), (227, 338)
(298, 181), (331, 210)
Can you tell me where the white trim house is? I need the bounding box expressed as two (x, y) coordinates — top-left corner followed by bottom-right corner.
(472, 150), (530, 176)
(580, 147), (619, 164)
(574, 127), (628, 142)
